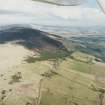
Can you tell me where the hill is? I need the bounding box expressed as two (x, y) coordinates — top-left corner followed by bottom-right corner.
(0, 26), (105, 105)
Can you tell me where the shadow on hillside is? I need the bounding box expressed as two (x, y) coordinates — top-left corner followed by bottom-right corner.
(0, 26), (66, 52)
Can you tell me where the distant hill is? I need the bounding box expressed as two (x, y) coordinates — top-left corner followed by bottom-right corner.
(64, 35), (105, 62)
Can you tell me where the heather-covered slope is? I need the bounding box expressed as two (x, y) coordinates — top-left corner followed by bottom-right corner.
(0, 26), (66, 52)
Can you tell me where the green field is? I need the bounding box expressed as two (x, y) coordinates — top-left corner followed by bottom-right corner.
(71, 61), (91, 74)
(26, 50), (69, 63)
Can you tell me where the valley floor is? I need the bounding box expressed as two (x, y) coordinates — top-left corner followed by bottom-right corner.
(0, 42), (105, 105)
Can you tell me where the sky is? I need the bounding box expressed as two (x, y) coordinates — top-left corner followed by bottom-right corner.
(0, 0), (105, 27)
(88, 0), (97, 7)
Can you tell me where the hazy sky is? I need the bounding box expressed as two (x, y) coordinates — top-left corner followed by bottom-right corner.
(0, 0), (105, 27)
(88, 0), (96, 7)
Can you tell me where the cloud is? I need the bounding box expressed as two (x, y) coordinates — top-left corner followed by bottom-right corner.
(0, 0), (105, 26)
